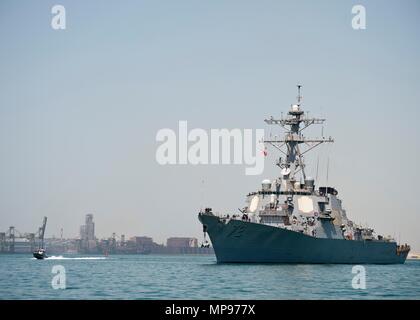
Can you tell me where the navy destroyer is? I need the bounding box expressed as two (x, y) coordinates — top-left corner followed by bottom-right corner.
(198, 85), (410, 264)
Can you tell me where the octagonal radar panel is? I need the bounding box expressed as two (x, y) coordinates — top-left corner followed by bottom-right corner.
(249, 195), (259, 213)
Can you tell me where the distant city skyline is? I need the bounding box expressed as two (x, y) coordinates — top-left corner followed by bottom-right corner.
(1, 213), (198, 245)
(0, 1), (419, 251)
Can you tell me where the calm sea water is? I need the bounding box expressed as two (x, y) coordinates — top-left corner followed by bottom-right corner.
(0, 254), (419, 299)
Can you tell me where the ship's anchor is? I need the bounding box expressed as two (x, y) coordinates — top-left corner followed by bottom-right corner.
(201, 225), (210, 248)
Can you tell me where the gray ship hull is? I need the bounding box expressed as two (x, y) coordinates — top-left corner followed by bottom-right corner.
(199, 213), (408, 264)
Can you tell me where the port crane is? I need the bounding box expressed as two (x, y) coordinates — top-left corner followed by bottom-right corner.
(36, 217), (47, 250)
(0, 217), (47, 253)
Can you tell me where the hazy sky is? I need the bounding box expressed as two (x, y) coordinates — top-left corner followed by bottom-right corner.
(1, 0), (419, 250)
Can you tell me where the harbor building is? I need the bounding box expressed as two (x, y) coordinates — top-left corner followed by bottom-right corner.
(167, 237), (198, 248)
(79, 214), (97, 252)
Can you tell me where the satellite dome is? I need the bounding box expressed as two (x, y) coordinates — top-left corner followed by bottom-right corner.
(291, 104), (300, 112)
(261, 179), (271, 191)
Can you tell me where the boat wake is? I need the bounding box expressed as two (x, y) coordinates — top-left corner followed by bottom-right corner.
(32, 256), (107, 260)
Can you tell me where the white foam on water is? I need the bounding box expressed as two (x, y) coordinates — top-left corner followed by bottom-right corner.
(31, 256), (107, 260)
(47, 256), (107, 260)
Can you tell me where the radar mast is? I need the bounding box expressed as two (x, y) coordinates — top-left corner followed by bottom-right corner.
(264, 85), (333, 188)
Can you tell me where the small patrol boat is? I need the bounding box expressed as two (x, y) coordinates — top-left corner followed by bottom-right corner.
(33, 248), (47, 260)
(32, 217), (48, 260)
